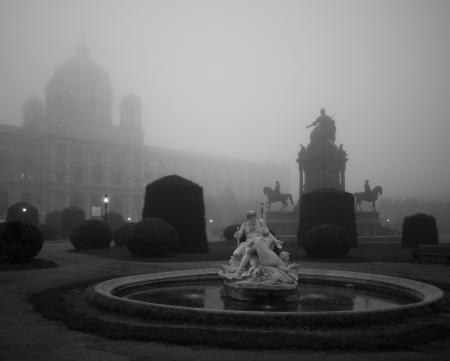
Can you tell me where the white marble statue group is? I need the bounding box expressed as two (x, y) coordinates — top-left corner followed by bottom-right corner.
(219, 210), (298, 286)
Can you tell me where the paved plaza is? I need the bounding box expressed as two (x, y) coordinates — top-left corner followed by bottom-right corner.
(1, 242), (449, 361)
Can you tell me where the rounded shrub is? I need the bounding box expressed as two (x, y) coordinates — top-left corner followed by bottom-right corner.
(402, 213), (438, 247)
(70, 219), (112, 250)
(60, 207), (85, 238)
(0, 221), (43, 263)
(112, 222), (136, 247)
(223, 224), (240, 241)
(106, 211), (125, 232)
(6, 202), (39, 224)
(142, 175), (208, 253)
(126, 218), (178, 258)
(298, 188), (357, 247)
(303, 224), (352, 258)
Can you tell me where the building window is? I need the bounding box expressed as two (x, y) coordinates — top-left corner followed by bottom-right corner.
(71, 162), (84, 184)
(0, 157), (11, 179)
(92, 164), (103, 184)
(111, 167), (122, 186)
(20, 160), (33, 181)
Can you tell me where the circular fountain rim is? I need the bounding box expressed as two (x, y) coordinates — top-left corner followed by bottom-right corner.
(89, 268), (444, 319)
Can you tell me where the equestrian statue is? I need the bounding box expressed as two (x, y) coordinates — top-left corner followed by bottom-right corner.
(263, 181), (294, 211)
(354, 179), (383, 211)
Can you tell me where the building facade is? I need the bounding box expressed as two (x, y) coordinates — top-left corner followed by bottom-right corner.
(0, 45), (289, 221)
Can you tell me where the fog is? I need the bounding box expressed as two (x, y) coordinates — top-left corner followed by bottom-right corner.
(1, 0), (450, 201)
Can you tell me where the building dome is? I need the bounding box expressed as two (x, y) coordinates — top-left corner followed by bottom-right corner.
(45, 43), (113, 124)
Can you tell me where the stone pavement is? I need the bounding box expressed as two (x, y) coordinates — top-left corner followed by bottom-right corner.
(0, 242), (449, 361)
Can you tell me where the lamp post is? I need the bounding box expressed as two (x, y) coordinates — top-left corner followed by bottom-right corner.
(103, 194), (109, 225)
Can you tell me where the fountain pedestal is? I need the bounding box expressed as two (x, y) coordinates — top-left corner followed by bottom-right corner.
(221, 279), (299, 303)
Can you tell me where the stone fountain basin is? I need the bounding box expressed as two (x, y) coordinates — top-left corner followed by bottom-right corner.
(85, 268), (444, 328)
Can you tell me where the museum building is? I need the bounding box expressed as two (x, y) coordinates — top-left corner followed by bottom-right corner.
(0, 44), (289, 220)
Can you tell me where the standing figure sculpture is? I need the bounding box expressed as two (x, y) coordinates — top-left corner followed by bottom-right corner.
(263, 183), (294, 211)
(306, 108), (336, 144)
(219, 210), (298, 285)
(354, 182), (383, 211)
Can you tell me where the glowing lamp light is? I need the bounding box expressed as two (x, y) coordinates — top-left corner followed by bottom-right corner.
(127, 217), (132, 222)
(209, 219), (214, 224)
(22, 207), (27, 213)
(103, 194), (109, 204)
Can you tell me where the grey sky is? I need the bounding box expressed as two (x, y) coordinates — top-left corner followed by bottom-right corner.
(1, 0), (450, 200)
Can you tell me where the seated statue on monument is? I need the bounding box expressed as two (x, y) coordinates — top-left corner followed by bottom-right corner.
(306, 108), (336, 145)
(219, 210), (298, 302)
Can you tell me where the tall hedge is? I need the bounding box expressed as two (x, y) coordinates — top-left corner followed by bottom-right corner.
(142, 175), (208, 253)
(45, 210), (61, 237)
(60, 207), (85, 238)
(298, 188), (357, 247)
(402, 213), (438, 247)
(6, 202), (39, 224)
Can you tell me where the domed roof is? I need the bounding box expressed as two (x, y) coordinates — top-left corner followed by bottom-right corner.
(47, 43), (112, 94)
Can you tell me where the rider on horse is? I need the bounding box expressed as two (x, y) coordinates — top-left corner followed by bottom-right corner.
(364, 180), (371, 195)
(274, 181), (280, 197)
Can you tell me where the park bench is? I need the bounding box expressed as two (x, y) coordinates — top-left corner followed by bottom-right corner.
(412, 245), (450, 265)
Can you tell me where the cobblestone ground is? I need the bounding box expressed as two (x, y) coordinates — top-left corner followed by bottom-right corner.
(1, 242), (449, 361)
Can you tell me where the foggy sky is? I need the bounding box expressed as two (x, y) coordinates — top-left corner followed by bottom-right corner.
(1, 0), (450, 201)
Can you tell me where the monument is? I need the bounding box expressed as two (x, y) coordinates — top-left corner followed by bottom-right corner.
(353, 180), (387, 235)
(297, 108), (348, 197)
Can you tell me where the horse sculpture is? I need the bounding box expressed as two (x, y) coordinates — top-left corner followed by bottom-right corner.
(354, 186), (383, 211)
(263, 187), (294, 211)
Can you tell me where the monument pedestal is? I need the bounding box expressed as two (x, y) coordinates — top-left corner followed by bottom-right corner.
(355, 211), (382, 235)
(265, 210), (299, 239)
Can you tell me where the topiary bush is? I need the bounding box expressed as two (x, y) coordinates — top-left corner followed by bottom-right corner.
(70, 219), (112, 250)
(45, 210), (61, 237)
(401, 213), (438, 247)
(126, 218), (178, 258)
(0, 221), (43, 263)
(37, 224), (58, 241)
(112, 222), (136, 247)
(6, 202), (39, 224)
(298, 188), (357, 247)
(142, 175), (208, 253)
(60, 207), (85, 238)
(223, 224), (240, 241)
(106, 211), (125, 232)
(303, 224), (352, 258)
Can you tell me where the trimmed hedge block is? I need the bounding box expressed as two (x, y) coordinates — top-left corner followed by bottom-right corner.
(303, 224), (352, 258)
(298, 188), (357, 247)
(402, 213), (438, 247)
(142, 175), (208, 253)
